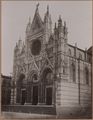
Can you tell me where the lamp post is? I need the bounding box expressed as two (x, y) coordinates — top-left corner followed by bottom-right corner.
(11, 76), (16, 105)
(10, 73), (14, 105)
(10, 72), (16, 112)
(54, 72), (61, 119)
(78, 58), (80, 105)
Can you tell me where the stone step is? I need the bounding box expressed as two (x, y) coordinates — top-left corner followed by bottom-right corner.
(2, 105), (56, 115)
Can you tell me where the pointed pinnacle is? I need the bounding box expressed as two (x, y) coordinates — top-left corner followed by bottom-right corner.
(47, 5), (49, 14)
(55, 22), (56, 29)
(59, 15), (61, 20)
(64, 21), (66, 26)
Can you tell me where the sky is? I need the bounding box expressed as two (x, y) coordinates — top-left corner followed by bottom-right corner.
(1, 1), (92, 76)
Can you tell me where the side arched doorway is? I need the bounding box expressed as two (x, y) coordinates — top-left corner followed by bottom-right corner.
(16, 74), (26, 105)
(32, 85), (38, 105)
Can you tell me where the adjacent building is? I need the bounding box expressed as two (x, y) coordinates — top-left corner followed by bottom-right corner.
(1, 74), (11, 105)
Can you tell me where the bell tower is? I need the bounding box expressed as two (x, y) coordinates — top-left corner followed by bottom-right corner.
(54, 15), (68, 77)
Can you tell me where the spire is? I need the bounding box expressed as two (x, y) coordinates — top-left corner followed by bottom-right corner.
(64, 21), (68, 35)
(59, 15), (61, 20)
(54, 22), (57, 34)
(31, 3), (43, 32)
(58, 15), (62, 28)
(26, 16), (31, 34)
(15, 42), (18, 52)
(44, 5), (51, 24)
(47, 5), (49, 14)
(64, 21), (66, 27)
(35, 3), (39, 13)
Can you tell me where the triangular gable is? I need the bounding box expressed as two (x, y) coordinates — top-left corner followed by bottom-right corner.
(29, 62), (38, 73)
(31, 8), (44, 33)
(40, 57), (53, 74)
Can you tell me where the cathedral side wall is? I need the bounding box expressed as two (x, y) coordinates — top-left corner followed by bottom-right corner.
(59, 81), (79, 107)
(80, 84), (91, 107)
(56, 78), (91, 115)
(56, 81), (79, 116)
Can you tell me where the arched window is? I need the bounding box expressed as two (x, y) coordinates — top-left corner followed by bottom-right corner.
(63, 65), (66, 74)
(70, 63), (76, 82)
(45, 69), (52, 83)
(85, 67), (89, 85)
(79, 53), (82, 60)
(63, 63), (67, 75)
(42, 68), (53, 84)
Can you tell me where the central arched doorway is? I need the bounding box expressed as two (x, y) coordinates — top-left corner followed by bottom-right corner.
(32, 86), (38, 105)
(21, 89), (26, 105)
(32, 73), (38, 105)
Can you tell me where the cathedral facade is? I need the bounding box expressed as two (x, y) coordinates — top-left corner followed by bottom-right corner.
(11, 5), (92, 116)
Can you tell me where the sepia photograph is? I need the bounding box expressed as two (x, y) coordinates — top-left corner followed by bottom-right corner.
(1, 1), (92, 119)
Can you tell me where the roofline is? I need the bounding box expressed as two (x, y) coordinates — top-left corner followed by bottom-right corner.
(1, 74), (12, 79)
(68, 43), (92, 53)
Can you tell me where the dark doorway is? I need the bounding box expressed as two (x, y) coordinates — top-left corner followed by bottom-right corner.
(21, 90), (26, 105)
(46, 87), (52, 105)
(32, 86), (38, 105)
(16, 74), (25, 103)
